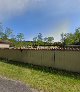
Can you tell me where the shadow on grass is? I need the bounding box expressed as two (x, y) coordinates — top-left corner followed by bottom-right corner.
(0, 59), (80, 80)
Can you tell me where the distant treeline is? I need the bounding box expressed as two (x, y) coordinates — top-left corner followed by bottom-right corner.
(0, 23), (80, 48)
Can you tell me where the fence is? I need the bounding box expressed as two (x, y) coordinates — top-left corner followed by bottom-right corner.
(0, 49), (80, 72)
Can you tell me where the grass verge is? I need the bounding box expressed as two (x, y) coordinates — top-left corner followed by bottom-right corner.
(0, 60), (80, 92)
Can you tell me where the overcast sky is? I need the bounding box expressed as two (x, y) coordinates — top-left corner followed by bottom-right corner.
(0, 0), (80, 41)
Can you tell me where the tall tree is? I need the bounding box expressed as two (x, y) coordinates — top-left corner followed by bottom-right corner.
(44, 37), (48, 42)
(16, 33), (24, 48)
(47, 37), (54, 43)
(74, 28), (80, 44)
(5, 27), (13, 39)
(2, 27), (13, 40)
(60, 32), (66, 46)
(16, 33), (24, 41)
(64, 33), (75, 45)
(61, 33), (65, 43)
(0, 23), (4, 39)
(33, 37), (37, 42)
(37, 33), (43, 41)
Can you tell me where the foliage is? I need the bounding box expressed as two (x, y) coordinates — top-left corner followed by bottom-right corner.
(26, 41), (33, 47)
(44, 37), (48, 42)
(33, 37), (37, 42)
(1, 22), (80, 47)
(36, 40), (44, 46)
(16, 33), (24, 42)
(0, 23), (4, 39)
(64, 33), (75, 45)
(33, 33), (54, 46)
(47, 37), (54, 43)
(74, 28), (80, 44)
(37, 33), (43, 41)
(61, 33), (64, 43)
(44, 37), (54, 43)
(61, 28), (80, 45)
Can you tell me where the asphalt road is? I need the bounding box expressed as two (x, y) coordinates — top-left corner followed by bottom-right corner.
(0, 77), (38, 92)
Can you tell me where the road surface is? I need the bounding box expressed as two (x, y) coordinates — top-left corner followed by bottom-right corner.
(0, 77), (38, 92)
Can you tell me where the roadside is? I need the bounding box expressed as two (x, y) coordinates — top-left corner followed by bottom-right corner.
(0, 76), (38, 92)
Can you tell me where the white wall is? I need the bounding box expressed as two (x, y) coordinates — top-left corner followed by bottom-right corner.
(0, 44), (9, 48)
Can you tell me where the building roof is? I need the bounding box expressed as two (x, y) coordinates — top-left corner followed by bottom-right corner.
(0, 40), (10, 44)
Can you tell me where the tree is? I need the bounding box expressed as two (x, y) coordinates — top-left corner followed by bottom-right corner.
(9, 35), (17, 47)
(74, 28), (80, 44)
(0, 23), (4, 39)
(44, 37), (48, 42)
(27, 41), (33, 47)
(44, 37), (54, 45)
(37, 33), (43, 41)
(33, 37), (37, 42)
(2, 27), (13, 40)
(61, 33), (64, 43)
(62, 28), (80, 45)
(11, 34), (16, 40)
(64, 33), (75, 45)
(47, 37), (54, 43)
(60, 33), (66, 46)
(36, 40), (44, 46)
(32, 33), (44, 46)
(16, 33), (24, 48)
(16, 33), (24, 42)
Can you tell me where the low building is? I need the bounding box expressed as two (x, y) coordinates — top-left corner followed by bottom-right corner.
(0, 41), (10, 48)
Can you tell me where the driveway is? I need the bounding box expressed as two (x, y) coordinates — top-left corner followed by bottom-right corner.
(0, 77), (38, 92)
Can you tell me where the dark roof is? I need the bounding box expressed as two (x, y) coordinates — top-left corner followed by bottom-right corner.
(0, 41), (10, 44)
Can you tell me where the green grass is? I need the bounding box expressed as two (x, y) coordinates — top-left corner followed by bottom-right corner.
(0, 60), (80, 92)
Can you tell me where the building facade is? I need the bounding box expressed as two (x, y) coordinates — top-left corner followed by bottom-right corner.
(0, 41), (10, 48)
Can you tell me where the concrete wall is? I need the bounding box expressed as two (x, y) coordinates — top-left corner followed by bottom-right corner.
(0, 49), (80, 72)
